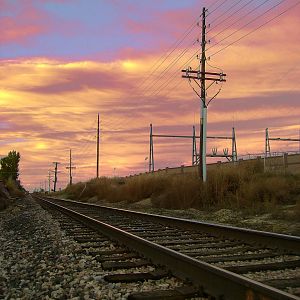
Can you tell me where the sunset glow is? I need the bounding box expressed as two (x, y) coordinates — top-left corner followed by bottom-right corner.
(0, 0), (299, 191)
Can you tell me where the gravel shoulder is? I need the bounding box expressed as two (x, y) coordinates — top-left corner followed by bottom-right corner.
(0, 196), (184, 299)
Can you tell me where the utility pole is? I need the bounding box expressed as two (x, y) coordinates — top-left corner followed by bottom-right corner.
(200, 7), (207, 182)
(66, 149), (76, 185)
(96, 113), (100, 178)
(53, 162), (60, 192)
(149, 124), (154, 172)
(182, 7), (226, 182)
(48, 171), (52, 193)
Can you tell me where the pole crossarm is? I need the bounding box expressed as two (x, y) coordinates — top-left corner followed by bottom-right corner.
(181, 70), (227, 77)
(207, 154), (231, 157)
(152, 134), (232, 140)
(182, 70), (226, 82)
(269, 138), (300, 142)
(265, 128), (300, 157)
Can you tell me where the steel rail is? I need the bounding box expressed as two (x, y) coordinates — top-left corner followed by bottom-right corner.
(44, 196), (300, 254)
(36, 196), (299, 300)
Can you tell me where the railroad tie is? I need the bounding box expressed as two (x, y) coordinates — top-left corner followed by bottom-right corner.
(225, 258), (300, 273)
(95, 252), (139, 262)
(104, 268), (169, 283)
(101, 259), (150, 270)
(127, 286), (203, 300)
(261, 277), (300, 289)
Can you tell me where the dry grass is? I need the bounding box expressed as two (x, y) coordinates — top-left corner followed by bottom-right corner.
(5, 178), (25, 198)
(58, 160), (300, 213)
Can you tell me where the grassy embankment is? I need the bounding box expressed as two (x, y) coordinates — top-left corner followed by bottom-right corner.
(56, 160), (300, 220)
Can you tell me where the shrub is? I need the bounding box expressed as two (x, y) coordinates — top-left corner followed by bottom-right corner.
(56, 161), (300, 213)
(6, 178), (24, 198)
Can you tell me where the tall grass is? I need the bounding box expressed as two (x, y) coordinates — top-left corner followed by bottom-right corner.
(5, 178), (25, 198)
(59, 160), (300, 212)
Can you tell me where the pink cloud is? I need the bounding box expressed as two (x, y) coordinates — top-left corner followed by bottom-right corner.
(0, 1), (49, 45)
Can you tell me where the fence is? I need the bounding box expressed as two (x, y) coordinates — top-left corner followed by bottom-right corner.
(126, 153), (300, 179)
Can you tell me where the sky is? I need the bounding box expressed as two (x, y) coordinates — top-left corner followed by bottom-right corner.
(0, 0), (300, 191)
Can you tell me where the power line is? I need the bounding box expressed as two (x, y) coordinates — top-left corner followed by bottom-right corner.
(138, 1), (260, 97)
(148, 0), (293, 97)
(208, 0), (300, 58)
(134, 0), (225, 92)
(133, 0), (237, 97)
(207, 0), (231, 16)
(144, 42), (197, 96)
(137, 22), (199, 91)
(207, 0), (257, 33)
(206, 0), (283, 52)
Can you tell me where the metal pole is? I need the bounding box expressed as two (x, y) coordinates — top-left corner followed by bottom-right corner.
(192, 125), (196, 165)
(200, 7), (207, 182)
(265, 128), (270, 157)
(96, 113), (100, 178)
(232, 127), (237, 163)
(69, 149), (73, 185)
(149, 124), (154, 172)
(48, 171), (51, 192)
(202, 106), (207, 181)
(53, 162), (59, 192)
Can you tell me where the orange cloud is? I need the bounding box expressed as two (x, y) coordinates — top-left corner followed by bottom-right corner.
(1, 4), (300, 191)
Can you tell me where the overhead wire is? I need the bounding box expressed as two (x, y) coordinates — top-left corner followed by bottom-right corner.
(132, 0), (234, 97)
(149, 0), (292, 98)
(139, 0), (257, 97)
(137, 22), (199, 91)
(208, 0), (300, 58)
(207, 0), (257, 33)
(135, 0), (227, 92)
(206, 0), (282, 52)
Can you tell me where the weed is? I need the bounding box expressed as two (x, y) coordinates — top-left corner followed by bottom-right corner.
(56, 162), (300, 214)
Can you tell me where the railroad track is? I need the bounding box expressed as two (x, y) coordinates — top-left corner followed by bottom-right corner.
(34, 195), (300, 299)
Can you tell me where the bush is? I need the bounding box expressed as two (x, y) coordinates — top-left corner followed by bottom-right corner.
(56, 161), (300, 212)
(6, 178), (24, 198)
(151, 175), (201, 209)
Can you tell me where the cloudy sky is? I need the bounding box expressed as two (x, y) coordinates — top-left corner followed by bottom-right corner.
(1, 0), (300, 191)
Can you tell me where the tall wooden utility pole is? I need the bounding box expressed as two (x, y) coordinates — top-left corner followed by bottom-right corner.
(96, 113), (100, 178)
(48, 170), (51, 193)
(182, 7), (226, 182)
(66, 149), (76, 185)
(53, 162), (60, 192)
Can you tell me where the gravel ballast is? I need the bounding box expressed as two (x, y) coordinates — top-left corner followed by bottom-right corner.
(0, 197), (184, 299)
